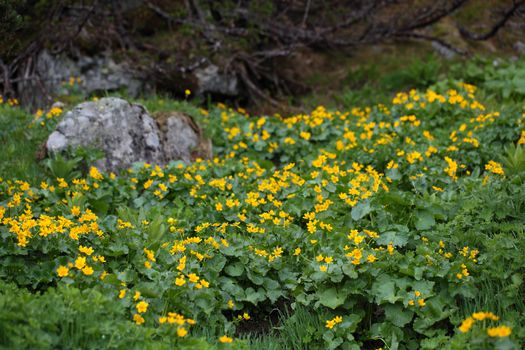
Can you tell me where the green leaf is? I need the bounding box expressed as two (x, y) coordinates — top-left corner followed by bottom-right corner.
(376, 230), (409, 247)
(317, 288), (347, 309)
(342, 264), (358, 278)
(384, 303), (414, 327)
(386, 168), (402, 181)
(415, 210), (435, 230)
(244, 287), (266, 304)
(351, 201), (371, 221)
(370, 274), (399, 304)
(225, 262), (244, 277)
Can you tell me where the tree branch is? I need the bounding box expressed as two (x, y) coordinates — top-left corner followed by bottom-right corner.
(459, 0), (525, 40)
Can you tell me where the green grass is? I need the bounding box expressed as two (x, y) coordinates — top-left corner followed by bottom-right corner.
(0, 105), (48, 181)
(245, 306), (325, 350)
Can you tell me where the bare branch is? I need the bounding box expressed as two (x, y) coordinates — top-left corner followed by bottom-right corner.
(394, 32), (467, 55)
(459, 0), (525, 40)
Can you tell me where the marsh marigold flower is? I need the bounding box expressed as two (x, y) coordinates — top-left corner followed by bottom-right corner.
(57, 265), (69, 277)
(118, 289), (126, 299)
(74, 256), (86, 270)
(219, 335), (233, 343)
(133, 314), (145, 325)
(459, 317), (474, 333)
(79, 245), (94, 255)
(82, 266), (94, 275)
(71, 206), (81, 216)
(89, 166), (103, 180)
(177, 327), (188, 337)
(485, 160), (504, 175)
(487, 326), (511, 337)
(136, 301), (149, 313)
(325, 316), (343, 329)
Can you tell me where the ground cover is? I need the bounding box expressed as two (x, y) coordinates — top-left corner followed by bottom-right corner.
(0, 70), (525, 349)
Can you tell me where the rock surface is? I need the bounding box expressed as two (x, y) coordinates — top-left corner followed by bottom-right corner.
(514, 41), (525, 55)
(46, 97), (206, 172)
(157, 112), (200, 163)
(40, 50), (144, 95)
(194, 64), (239, 96)
(19, 50), (146, 108)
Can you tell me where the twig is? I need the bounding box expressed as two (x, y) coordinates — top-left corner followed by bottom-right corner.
(301, 0), (311, 27)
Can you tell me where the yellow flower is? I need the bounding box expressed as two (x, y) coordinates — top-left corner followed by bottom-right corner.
(485, 160), (505, 175)
(219, 335), (233, 343)
(387, 242), (394, 255)
(82, 265), (94, 275)
(458, 317), (474, 333)
(177, 327), (188, 337)
(175, 277), (186, 286)
(185, 89), (191, 96)
(57, 265), (69, 277)
(487, 325), (512, 337)
(118, 289), (126, 299)
(133, 291), (141, 301)
(188, 273), (200, 283)
(177, 256), (186, 271)
(89, 166), (103, 180)
(133, 314), (145, 325)
(143, 248), (156, 262)
(325, 316), (343, 329)
(136, 301), (149, 313)
(300, 131), (311, 140)
(518, 130), (525, 144)
(79, 245), (94, 256)
(71, 206), (81, 216)
(143, 179), (153, 189)
(319, 265), (328, 272)
(57, 178), (68, 188)
(74, 256), (86, 270)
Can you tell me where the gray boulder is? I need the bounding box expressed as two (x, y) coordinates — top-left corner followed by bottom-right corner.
(46, 97), (209, 172)
(47, 97), (163, 171)
(157, 112), (212, 163)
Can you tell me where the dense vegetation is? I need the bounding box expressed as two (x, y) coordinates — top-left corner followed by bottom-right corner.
(2, 0), (524, 108)
(1, 58), (525, 349)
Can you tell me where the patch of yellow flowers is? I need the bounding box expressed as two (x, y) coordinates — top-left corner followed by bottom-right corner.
(458, 311), (511, 337)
